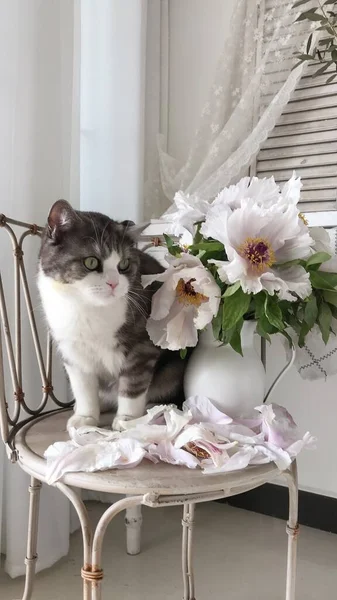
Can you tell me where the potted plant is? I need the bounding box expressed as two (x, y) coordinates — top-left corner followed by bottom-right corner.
(142, 173), (337, 416)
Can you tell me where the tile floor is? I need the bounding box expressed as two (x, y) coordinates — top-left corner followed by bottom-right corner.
(1, 501), (336, 599)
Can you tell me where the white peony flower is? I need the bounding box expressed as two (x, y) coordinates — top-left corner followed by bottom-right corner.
(142, 255), (221, 350)
(280, 171), (302, 206)
(207, 172), (300, 213)
(162, 190), (210, 237)
(208, 199), (312, 299)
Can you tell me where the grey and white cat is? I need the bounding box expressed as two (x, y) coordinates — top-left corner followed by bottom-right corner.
(38, 200), (186, 431)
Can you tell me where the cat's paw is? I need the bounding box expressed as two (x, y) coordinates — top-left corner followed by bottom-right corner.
(67, 414), (98, 432)
(112, 415), (133, 432)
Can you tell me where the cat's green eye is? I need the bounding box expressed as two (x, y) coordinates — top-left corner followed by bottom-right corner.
(83, 256), (99, 271)
(118, 258), (130, 273)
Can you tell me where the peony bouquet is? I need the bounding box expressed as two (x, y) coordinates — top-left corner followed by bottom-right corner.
(142, 173), (337, 355)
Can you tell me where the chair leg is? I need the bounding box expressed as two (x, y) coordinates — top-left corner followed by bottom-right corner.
(125, 502), (143, 555)
(21, 477), (42, 600)
(285, 461), (299, 600)
(182, 503), (196, 600)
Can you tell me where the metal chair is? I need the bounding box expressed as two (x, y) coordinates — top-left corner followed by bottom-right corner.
(0, 214), (299, 600)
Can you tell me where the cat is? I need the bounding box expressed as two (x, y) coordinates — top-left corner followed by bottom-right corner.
(38, 200), (187, 432)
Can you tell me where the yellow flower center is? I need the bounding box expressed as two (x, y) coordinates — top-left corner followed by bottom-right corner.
(238, 237), (275, 272)
(176, 278), (208, 307)
(298, 212), (308, 226)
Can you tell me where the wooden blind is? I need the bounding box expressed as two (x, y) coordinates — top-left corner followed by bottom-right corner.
(255, 0), (337, 212)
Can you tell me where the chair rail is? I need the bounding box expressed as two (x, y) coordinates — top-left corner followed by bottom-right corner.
(0, 214), (74, 450)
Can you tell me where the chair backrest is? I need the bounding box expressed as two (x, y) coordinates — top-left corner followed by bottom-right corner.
(0, 214), (74, 461)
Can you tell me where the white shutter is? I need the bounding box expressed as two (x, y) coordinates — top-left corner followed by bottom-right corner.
(254, 0), (337, 212)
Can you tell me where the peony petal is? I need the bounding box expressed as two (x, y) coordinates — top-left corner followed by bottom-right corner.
(202, 446), (256, 474)
(148, 441), (200, 468)
(183, 396), (233, 424)
(162, 191), (209, 235)
(281, 171), (302, 206)
(201, 203), (231, 247)
(271, 266), (312, 301)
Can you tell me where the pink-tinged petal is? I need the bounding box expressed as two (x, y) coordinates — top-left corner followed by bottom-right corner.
(166, 306), (199, 349)
(194, 301), (216, 330)
(150, 280), (177, 320)
(174, 424), (216, 449)
(226, 201), (266, 249)
(275, 231), (313, 262)
(281, 171), (302, 206)
(183, 396), (233, 425)
(148, 441), (200, 468)
(142, 269), (171, 288)
(255, 443), (292, 471)
(164, 408), (192, 439)
(162, 191), (209, 235)
(319, 256), (337, 273)
(271, 266), (311, 301)
(202, 447), (256, 474)
(201, 203), (231, 247)
(309, 227), (333, 254)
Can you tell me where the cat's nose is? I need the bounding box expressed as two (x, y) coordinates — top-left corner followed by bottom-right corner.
(106, 281), (118, 290)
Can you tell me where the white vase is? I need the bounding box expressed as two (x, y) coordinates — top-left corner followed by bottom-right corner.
(184, 320), (266, 418)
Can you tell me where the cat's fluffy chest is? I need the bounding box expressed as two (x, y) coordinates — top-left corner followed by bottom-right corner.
(38, 271), (126, 375)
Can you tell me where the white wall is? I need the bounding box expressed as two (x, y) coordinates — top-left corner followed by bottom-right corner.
(167, 0), (337, 498)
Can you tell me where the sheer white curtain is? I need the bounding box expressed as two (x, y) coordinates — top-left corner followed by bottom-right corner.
(145, 0), (312, 217)
(0, 0), (79, 577)
(0, 0), (150, 577)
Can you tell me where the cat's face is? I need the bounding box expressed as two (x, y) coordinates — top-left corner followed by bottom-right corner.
(39, 200), (142, 306)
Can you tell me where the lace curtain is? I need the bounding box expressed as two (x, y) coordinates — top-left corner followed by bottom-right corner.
(144, 0), (313, 218)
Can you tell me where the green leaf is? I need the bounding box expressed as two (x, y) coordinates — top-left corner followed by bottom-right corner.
(180, 348), (187, 359)
(318, 303), (332, 344)
(304, 295), (318, 328)
(229, 319), (243, 356)
(323, 290), (337, 307)
(293, 0), (312, 6)
(310, 270), (337, 291)
(256, 320), (271, 343)
(329, 304), (337, 320)
(222, 288), (251, 330)
(223, 281), (241, 297)
(264, 296), (285, 331)
(298, 320), (311, 347)
(193, 223), (203, 245)
(306, 252), (331, 268)
(189, 241), (224, 253)
(288, 313), (302, 335)
(258, 313), (278, 335)
(212, 304), (223, 340)
(280, 329), (294, 348)
(163, 234), (181, 256)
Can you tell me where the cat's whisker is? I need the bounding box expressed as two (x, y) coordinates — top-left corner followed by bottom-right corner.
(127, 290), (149, 309)
(127, 294), (148, 320)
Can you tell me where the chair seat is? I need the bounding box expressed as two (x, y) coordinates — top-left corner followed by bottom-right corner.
(15, 408), (281, 499)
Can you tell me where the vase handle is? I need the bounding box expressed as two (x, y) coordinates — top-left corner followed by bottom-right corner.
(263, 344), (296, 404)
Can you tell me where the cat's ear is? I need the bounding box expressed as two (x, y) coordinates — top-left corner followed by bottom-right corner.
(47, 200), (75, 242)
(120, 220), (150, 242)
